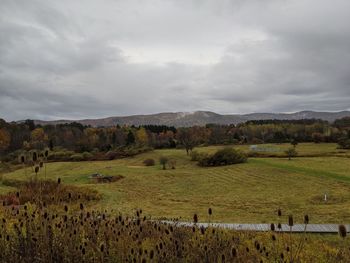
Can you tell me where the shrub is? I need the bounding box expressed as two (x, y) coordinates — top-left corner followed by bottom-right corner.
(92, 175), (124, 183)
(0, 179), (101, 206)
(107, 146), (153, 160)
(143, 158), (155, 166)
(105, 151), (119, 160)
(168, 159), (176, 169)
(285, 148), (298, 160)
(338, 136), (350, 149)
(198, 147), (247, 167)
(48, 150), (75, 161)
(0, 150), (24, 164)
(251, 137), (264, 144)
(70, 153), (84, 161)
(312, 133), (324, 143)
(159, 156), (169, 170)
(82, 151), (93, 160)
(190, 151), (207, 161)
(1, 179), (26, 187)
(0, 162), (12, 174)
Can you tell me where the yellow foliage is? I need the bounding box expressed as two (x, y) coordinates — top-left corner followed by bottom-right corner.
(136, 127), (148, 146)
(30, 128), (48, 149)
(0, 128), (10, 151)
(31, 128), (47, 142)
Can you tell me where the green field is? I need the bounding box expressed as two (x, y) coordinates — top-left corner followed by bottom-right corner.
(1, 143), (350, 224)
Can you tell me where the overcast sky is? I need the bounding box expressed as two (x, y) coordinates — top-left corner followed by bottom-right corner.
(1, 0), (350, 121)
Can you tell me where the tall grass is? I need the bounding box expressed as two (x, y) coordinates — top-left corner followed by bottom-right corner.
(0, 192), (349, 262)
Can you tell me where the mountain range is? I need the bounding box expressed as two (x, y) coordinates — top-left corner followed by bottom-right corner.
(31, 110), (350, 127)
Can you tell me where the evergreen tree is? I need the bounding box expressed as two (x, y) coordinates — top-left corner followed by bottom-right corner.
(126, 130), (135, 145)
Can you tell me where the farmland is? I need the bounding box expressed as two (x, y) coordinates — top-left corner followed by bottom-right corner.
(1, 143), (350, 224)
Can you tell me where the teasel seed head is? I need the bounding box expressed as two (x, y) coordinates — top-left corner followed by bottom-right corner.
(277, 223), (282, 230)
(32, 152), (38, 162)
(277, 209), (282, 217)
(339, 224), (347, 238)
(193, 213), (198, 224)
(288, 215), (294, 227)
(231, 247), (237, 257)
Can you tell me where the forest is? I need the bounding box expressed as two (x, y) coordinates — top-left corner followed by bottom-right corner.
(1, 117), (350, 163)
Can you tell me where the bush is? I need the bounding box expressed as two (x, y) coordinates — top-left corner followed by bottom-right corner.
(107, 146), (153, 160)
(143, 158), (155, 166)
(198, 147), (247, 167)
(105, 151), (119, 160)
(82, 151), (93, 160)
(92, 175), (124, 183)
(190, 151), (207, 161)
(0, 179), (101, 206)
(70, 153), (84, 161)
(159, 156), (169, 170)
(1, 178), (26, 187)
(48, 150), (75, 161)
(0, 162), (12, 174)
(285, 148), (298, 160)
(168, 159), (176, 169)
(251, 137), (264, 144)
(0, 150), (23, 164)
(338, 136), (350, 149)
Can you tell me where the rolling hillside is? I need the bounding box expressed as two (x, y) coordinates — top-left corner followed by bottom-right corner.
(31, 110), (350, 127)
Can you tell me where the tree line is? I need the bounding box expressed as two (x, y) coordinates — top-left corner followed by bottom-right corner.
(1, 117), (350, 158)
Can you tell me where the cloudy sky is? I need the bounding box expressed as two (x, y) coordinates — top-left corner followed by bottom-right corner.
(1, 0), (349, 121)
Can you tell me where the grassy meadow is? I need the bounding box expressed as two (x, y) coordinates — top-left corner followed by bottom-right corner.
(1, 143), (350, 224)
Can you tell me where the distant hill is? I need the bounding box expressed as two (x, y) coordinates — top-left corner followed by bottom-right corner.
(31, 110), (350, 127)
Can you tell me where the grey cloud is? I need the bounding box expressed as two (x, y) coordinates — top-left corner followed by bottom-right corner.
(203, 0), (350, 110)
(0, 0), (349, 121)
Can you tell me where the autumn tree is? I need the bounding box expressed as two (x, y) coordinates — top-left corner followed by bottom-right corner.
(115, 128), (127, 146)
(176, 127), (201, 155)
(0, 128), (11, 153)
(84, 128), (99, 148)
(152, 130), (175, 148)
(30, 128), (48, 150)
(334, 117), (350, 130)
(135, 127), (149, 146)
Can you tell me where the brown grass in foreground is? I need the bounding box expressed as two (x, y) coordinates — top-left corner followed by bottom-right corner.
(0, 179), (349, 262)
